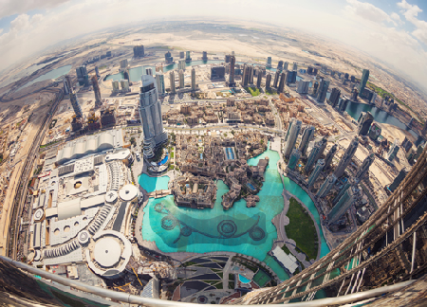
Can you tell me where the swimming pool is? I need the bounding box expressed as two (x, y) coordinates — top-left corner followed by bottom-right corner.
(158, 153), (169, 166)
(246, 183), (256, 191)
(225, 147), (235, 160)
(137, 173), (169, 193)
(239, 274), (251, 284)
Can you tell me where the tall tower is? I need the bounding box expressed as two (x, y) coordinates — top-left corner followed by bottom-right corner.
(387, 140), (400, 162)
(273, 70), (280, 88)
(185, 51), (192, 63)
(285, 119), (294, 142)
(265, 74), (272, 89)
(358, 69), (369, 97)
(91, 75), (102, 109)
(287, 149), (301, 170)
(329, 88), (341, 107)
(179, 69), (184, 88)
(191, 68), (196, 91)
(169, 71), (176, 94)
(284, 120), (302, 159)
(256, 69), (263, 88)
(358, 111), (374, 135)
(308, 159), (324, 187)
(284, 61), (289, 71)
(229, 55), (235, 87)
(292, 62), (298, 71)
(242, 64), (252, 86)
(277, 60), (284, 70)
(266, 56), (272, 68)
(328, 186), (354, 224)
(324, 144), (337, 170)
(155, 73), (165, 95)
(317, 173), (337, 198)
(145, 68), (153, 76)
(316, 79), (330, 103)
(277, 72), (286, 93)
(139, 75), (168, 158)
(355, 153), (375, 181)
(69, 90), (82, 118)
(334, 136), (359, 178)
(305, 141), (322, 174)
(299, 126), (315, 157)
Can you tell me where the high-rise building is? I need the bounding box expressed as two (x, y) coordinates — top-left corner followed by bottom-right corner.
(242, 64), (253, 86)
(211, 66), (225, 79)
(333, 181), (351, 205)
(76, 66), (89, 86)
(308, 159), (325, 187)
(283, 61), (289, 71)
(225, 54), (231, 63)
(180, 51), (185, 59)
(338, 98), (349, 112)
(256, 69), (263, 88)
(328, 186), (354, 224)
(139, 75), (168, 158)
(165, 51), (173, 64)
(284, 120), (302, 159)
(358, 111), (374, 136)
(324, 144), (337, 170)
(368, 122), (382, 140)
(120, 59), (128, 70)
(146, 68), (153, 76)
(265, 74), (272, 89)
(358, 69), (369, 97)
(91, 75), (102, 109)
(316, 79), (330, 103)
(401, 137), (413, 152)
(273, 71), (280, 88)
(178, 60), (186, 71)
(191, 68), (196, 91)
(277, 72), (286, 93)
(389, 168), (408, 192)
(288, 149), (301, 170)
(95, 66), (100, 78)
(329, 88), (341, 107)
(185, 51), (192, 63)
(179, 69), (184, 88)
(296, 80), (310, 94)
(169, 71), (176, 94)
(112, 80), (120, 92)
(266, 56), (272, 68)
(133, 45), (145, 57)
(387, 140), (400, 162)
(202, 51), (208, 61)
(334, 136), (359, 177)
(305, 141), (322, 174)
(120, 80), (130, 91)
(277, 60), (284, 70)
(69, 90), (82, 118)
(355, 153), (375, 181)
(292, 62), (298, 71)
(286, 70), (297, 84)
(285, 119), (294, 142)
(299, 126), (315, 156)
(229, 55), (236, 86)
(351, 87), (359, 101)
(317, 173), (337, 198)
(155, 73), (165, 95)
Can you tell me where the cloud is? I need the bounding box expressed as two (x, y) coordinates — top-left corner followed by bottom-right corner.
(390, 12), (404, 25)
(0, 0), (70, 20)
(398, 0), (427, 44)
(346, 0), (396, 25)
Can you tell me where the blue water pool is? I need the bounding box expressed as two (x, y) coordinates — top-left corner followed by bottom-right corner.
(138, 173), (169, 193)
(225, 147), (235, 160)
(239, 274), (251, 284)
(246, 183), (256, 191)
(158, 153), (169, 166)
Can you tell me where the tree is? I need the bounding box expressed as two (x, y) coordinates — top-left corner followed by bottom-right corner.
(130, 137), (136, 146)
(231, 130), (235, 135)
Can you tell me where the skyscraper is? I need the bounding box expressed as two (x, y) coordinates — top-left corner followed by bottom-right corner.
(292, 62), (298, 71)
(285, 119), (294, 142)
(120, 59), (128, 70)
(242, 64), (253, 86)
(299, 125), (315, 157)
(316, 79), (330, 103)
(76, 66), (89, 86)
(169, 71), (176, 94)
(180, 51), (185, 59)
(91, 75), (102, 109)
(155, 73), (165, 95)
(69, 90), (82, 118)
(165, 51), (173, 64)
(133, 45), (144, 57)
(355, 153), (375, 181)
(284, 120), (302, 159)
(334, 137), (359, 178)
(191, 68), (196, 91)
(288, 149), (301, 170)
(338, 98), (349, 112)
(266, 57), (272, 68)
(277, 60), (284, 70)
(202, 51), (208, 61)
(305, 141), (322, 174)
(329, 88), (341, 107)
(358, 69), (369, 97)
(178, 59), (186, 71)
(265, 74), (272, 89)
(308, 159), (325, 187)
(317, 173), (337, 198)
(324, 144), (337, 170)
(145, 68), (153, 76)
(296, 81), (310, 94)
(328, 187), (354, 224)
(273, 71), (280, 88)
(277, 72), (286, 93)
(95, 66), (100, 78)
(387, 141), (400, 162)
(389, 168), (408, 192)
(229, 55), (235, 87)
(179, 69), (184, 88)
(256, 69), (263, 88)
(185, 51), (192, 63)
(139, 75), (168, 158)
(284, 61), (289, 71)
(358, 111), (374, 136)
(286, 70), (297, 84)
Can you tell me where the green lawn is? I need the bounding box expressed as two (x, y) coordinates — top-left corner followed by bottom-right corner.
(285, 198), (319, 261)
(245, 87), (261, 97)
(265, 88), (277, 95)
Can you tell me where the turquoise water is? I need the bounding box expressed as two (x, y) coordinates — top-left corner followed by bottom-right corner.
(282, 177), (330, 258)
(106, 60), (222, 82)
(239, 274), (251, 283)
(138, 173), (169, 193)
(18, 65), (72, 90)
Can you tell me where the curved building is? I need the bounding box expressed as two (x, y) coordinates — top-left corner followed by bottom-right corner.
(334, 137), (359, 178)
(139, 75), (168, 158)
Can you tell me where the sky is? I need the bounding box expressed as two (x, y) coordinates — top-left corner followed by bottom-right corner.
(1, 0), (427, 93)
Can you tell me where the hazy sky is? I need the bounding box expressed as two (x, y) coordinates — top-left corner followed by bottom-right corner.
(1, 0), (427, 92)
